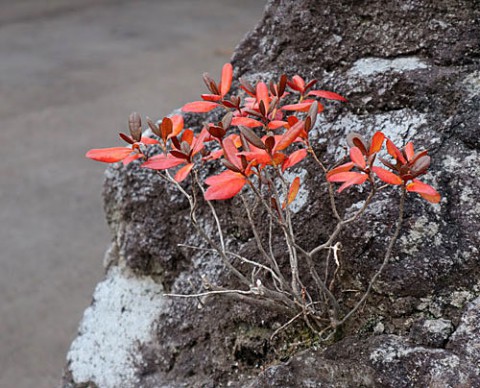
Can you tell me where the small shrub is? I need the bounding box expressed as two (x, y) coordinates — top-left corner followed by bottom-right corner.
(87, 63), (440, 340)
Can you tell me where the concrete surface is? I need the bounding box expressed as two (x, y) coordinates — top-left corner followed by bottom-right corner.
(0, 1), (265, 387)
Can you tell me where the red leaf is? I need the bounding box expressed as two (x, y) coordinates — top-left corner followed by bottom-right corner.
(239, 149), (272, 165)
(170, 115), (184, 137)
(327, 171), (361, 183)
(272, 152), (286, 166)
(406, 179), (440, 203)
(86, 147), (133, 163)
(204, 171), (247, 200)
(122, 153), (143, 166)
(291, 75), (305, 92)
(337, 173), (368, 193)
(369, 131), (385, 155)
(174, 163), (194, 182)
(350, 147), (366, 169)
(182, 129), (194, 146)
(140, 136), (159, 145)
(220, 63), (233, 97)
(386, 139), (406, 164)
(275, 121), (304, 151)
(222, 137), (242, 170)
(191, 128), (209, 156)
(141, 154), (184, 170)
(326, 162), (355, 179)
(281, 101), (314, 112)
(268, 120), (288, 130)
(201, 94), (223, 102)
(256, 81), (269, 112)
(283, 177), (300, 208)
(282, 149), (307, 171)
(308, 90), (348, 102)
(231, 117), (263, 128)
(182, 101), (218, 112)
(405, 142), (415, 161)
(327, 172), (368, 192)
(372, 167), (403, 185)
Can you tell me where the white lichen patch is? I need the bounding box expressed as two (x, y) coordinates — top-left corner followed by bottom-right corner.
(312, 109), (430, 161)
(67, 265), (165, 388)
(348, 57), (428, 78)
(450, 291), (475, 309)
(370, 340), (457, 365)
(463, 71), (480, 98)
(449, 297), (480, 363)
(422, 318), (453, 337)
(399, 216), (440, 255)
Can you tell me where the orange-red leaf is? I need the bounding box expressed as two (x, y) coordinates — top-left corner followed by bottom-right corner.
(372, 167), (403, 185)
(405, 142), (415, 161)
(223, 136), (242, 170)
(283, 177), (300, 208)
(308, 90), (348, 102)
(86, 147), (133, 163)
(369, 131), (385, 155)
(406, 179), (440, 203)
(201, 94), (223, 102)
(140, 136), (159, 145)
(350, 147), (366, 169)
(338, 173), (368, 193)
(256, 81), (269, 112)
(272, 152), (286, 166)
(182, 129), (194, 146)
(182, 101), (218, 112)
(174, 163), (194, 182)
(231, 117), (263, 128)
(282, 149), (307, 171)
(240, 150), (272, 165)
(204, 171), (247, 200)
(326, 162), (355, 179)
(386, 139), (406, 164)
(268, 120), (288, 130)
(291, 75), (305, 92)
(122, 153), (143, 166)
(220, 63), (233, 97)
(191, 128), (209, 156)
(327, 172), (368, 192)
(170, 115), (184, 137)
(327, 171), (360, 183)
(275, 121), (304, 151)
(141, 154), (185, 170)
(281, 101), (314, 112)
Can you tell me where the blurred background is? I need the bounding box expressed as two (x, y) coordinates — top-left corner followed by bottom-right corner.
(0, 1), (265, 386)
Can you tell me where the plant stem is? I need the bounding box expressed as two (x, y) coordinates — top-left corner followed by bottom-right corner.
(337, 186), (406, 326)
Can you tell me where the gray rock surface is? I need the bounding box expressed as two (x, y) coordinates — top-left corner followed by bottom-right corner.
(63, 0), (480, 386)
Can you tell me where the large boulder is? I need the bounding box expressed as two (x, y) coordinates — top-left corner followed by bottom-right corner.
(63, 0), (480, 386)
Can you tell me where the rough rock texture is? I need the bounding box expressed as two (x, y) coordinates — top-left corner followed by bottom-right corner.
(63, 0), (480, 387)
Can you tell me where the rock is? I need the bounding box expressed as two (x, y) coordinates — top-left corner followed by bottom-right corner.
(63, 0), (480, 386)
(409, 318), (454, 347)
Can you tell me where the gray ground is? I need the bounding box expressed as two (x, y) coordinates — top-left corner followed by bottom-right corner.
(0, 1), (265, 386)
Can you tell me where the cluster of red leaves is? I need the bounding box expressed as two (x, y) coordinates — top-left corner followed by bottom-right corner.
(86, 62), (439, 204)
(85, 112), (159, 165)
(86, 64), (347, 203)
(327, 132), (440, 203)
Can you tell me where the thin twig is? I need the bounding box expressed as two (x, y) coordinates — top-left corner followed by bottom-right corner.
(193, 170), (225, 251)
(309, 186), (376, 257)
(178, 244), (285, 287)
(164, 289), (256, 298)
(337, 186), (406, 326)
